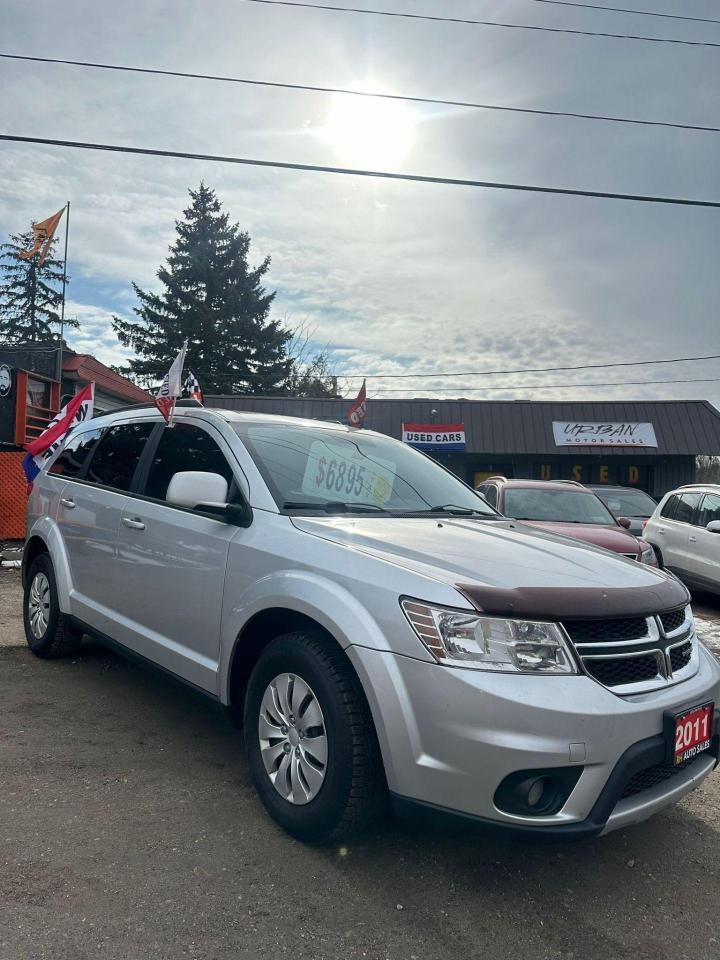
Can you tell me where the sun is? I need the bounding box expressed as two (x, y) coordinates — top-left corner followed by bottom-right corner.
(319, 91), (417, 171)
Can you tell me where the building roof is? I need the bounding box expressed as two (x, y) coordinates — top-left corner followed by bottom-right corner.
(205, 396), (720, 457)
(63, 354), (151, 404)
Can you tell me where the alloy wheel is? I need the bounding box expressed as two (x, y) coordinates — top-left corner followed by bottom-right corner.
(258, 672), (328, 805)
(28, 572), (51, 639)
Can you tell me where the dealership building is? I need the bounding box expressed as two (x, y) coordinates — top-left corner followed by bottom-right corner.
(206, 396), (720, 498)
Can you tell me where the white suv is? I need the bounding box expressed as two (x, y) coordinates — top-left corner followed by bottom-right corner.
(22, 403), (720, 842)
(644, 484), (720, 594)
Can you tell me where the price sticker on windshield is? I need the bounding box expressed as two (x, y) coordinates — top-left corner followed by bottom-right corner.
(300, 439), (396, 505)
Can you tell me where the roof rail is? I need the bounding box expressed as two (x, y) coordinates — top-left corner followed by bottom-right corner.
(483, 475), (507, 483)
(94, 398), (204, 417)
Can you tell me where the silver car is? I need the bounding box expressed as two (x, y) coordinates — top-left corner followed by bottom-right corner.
(23, 403), (720, 842)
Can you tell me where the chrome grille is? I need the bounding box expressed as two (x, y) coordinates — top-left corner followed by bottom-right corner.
(562, 606), (696, 694)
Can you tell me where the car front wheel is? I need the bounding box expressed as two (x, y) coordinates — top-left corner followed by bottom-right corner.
(244, 630), (386, 842)
(23, 554), (82, 658)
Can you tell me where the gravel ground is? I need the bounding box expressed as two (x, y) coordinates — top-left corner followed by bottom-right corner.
(1, 567), (719, 960)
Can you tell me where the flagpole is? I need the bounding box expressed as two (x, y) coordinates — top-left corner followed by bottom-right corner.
(56, 201), (70, 383)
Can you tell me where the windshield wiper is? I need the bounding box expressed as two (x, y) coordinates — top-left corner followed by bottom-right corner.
(283, 500), (389, 514)
(404, 504), (496, 517)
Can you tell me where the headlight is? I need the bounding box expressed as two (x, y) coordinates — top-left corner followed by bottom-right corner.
(639, 544), (656, 565)
(401, 599), (577, 674)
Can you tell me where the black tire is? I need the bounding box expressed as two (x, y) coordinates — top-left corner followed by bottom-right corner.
(651, 545), (665, 569)
(23, 553), (82, 659)
(244, 630), (387, 842)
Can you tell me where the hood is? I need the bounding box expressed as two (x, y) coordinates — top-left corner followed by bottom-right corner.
(518, 520), (641, 556)
(291, 515), (686, 616)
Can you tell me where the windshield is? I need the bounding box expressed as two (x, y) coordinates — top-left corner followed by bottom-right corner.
(503, 487), (616, 525)
(235, 422), (498, 517)
(592, 488), (657, 517)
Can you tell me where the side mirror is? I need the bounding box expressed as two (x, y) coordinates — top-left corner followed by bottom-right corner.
(166, 471), (254, 527)
(617, 517), (632, 529)
(167, 471), (228, 508)
(706, 520), (720, 533)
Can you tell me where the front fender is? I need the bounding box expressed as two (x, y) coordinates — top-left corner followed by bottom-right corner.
(24, 517), (74, 614)
(218, 569), (392, 705)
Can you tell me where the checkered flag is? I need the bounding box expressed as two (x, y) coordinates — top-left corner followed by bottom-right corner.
(183, 370), (204, 404)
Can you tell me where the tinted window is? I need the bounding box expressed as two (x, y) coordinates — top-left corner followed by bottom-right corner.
(698, 493), (720, 528)
(673, 492), (702, 524)
(482, 486), (498, 507)
(660, 494), (679, 519)
(48, 429), (103, 478)
(144, 423), (235, 501)
(86, 422), (155, 491)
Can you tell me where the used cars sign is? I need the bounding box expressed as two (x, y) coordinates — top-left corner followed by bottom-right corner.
(402, 422), (466, 451)
(553, 421), (658, 447)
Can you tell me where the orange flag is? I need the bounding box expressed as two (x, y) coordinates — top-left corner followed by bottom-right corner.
(18, 206), (66, 265)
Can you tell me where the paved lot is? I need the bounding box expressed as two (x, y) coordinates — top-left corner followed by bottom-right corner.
(1, 567), (719, 960)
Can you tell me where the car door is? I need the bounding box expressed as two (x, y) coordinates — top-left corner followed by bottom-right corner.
(112, 420), (243, 694)
(686, 493), (720, 588)
(52, 420), (155, 629)
(654, 492), (701, 576)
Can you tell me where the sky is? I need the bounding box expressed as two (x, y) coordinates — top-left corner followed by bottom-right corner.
(1, 0), (719, 401)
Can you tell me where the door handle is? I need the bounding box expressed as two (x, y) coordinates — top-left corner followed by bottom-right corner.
(688, 535), (697, 543)
(60, 497), (75, 509)
(122, 517), (146, 530)
(657, 527), (666, 534)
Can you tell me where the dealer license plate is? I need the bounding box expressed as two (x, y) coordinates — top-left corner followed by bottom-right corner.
(672, 703), (714, 766)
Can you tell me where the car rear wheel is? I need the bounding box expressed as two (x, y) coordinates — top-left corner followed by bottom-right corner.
(244, 630), (386, 842)
(23, 554), (82, 658)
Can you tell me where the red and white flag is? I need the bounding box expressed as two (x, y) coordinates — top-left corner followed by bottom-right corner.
(347, 379), (367, 427)
(22, 383), (94, 490)
(155, 341), (188, 424)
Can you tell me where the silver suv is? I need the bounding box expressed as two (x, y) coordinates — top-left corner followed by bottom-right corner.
(644, 484), (720, 594)
(23, 403), (720, 842)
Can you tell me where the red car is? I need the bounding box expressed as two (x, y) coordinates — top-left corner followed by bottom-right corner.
(475, 478), (656, 564)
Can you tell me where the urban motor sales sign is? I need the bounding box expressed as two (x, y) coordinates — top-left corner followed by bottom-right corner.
(403, 423), (466, 451)
(553, 421), (658, 447)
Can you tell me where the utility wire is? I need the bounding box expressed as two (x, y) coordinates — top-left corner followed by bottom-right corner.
(367, 375), (720, 393)
(3, 134), (719, 208)
(2, 53), (716, 135)
(511, 0), (720, 25)
(241, 0), (720, 48)
(148, 353), (720, 382)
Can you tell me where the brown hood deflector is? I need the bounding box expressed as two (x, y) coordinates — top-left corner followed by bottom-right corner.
(457, 575), (690, 621)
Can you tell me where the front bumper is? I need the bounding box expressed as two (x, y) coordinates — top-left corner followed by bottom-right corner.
(348, 643), (720, 836)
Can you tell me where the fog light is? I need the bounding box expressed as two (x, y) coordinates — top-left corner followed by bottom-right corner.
(527, 778), (546, 808)
(494, 767), (583, 817)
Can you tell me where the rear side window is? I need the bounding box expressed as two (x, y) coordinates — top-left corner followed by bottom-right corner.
(48, 429), (103, 478)
(482, 485), (498, 508)
(143, 423), (235, 501)
(672, 492), (702, 524)
(698, 493), (720, 528)
(660, 495), (678, 519)
(86, 422), (155, 491)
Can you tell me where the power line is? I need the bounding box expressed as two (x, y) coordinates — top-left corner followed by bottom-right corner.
(2, 53), (716, 135)
(159, 353), (720, 382)
(241, 0), (720, 48)
(368, 375), (720, 393)
(3, 133), (719, 208)
(513, 0), (720, 25)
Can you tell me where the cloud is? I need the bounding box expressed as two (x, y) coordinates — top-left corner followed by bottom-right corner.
(1, 0), (719, 404)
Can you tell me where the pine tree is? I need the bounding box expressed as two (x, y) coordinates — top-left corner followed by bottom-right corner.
(0, 231), (74, 342)
(112, 184), (293, 393)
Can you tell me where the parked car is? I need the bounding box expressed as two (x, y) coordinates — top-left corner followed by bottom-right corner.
(644, 484), (720, 593)
(23, 403), (719, 842)
(586, 485), (657, 535)
(476, 478), (656, 564)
